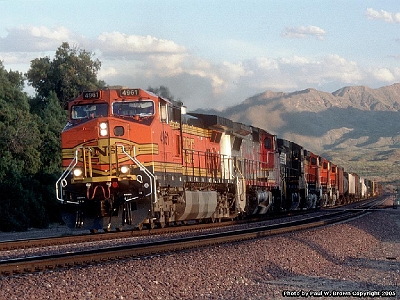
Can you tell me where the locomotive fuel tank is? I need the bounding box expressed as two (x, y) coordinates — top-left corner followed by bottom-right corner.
(175, 191), (218, 220)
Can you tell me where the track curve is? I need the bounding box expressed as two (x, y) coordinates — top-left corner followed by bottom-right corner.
(1, 196), (387, 277)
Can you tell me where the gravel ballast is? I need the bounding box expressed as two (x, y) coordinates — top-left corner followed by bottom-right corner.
(0, 205), (399, 299)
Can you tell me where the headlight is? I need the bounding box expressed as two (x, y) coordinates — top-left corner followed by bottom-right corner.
(99, 122), (108, 136)
(73, 168), (83, 177)
(120, 165), (130, 174)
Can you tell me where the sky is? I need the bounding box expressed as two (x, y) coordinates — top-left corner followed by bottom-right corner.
(1, 0), (400, 109)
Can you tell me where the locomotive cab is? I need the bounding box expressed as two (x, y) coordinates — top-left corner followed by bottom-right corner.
(56, 89), (160, 230)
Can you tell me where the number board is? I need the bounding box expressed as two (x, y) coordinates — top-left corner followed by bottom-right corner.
(83, 91), (101, 100)
(120, 89), (140, 97)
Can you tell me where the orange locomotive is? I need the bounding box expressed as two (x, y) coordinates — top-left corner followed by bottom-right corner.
(56, 88), (279, 231)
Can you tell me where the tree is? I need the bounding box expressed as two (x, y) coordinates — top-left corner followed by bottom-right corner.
(30, 91), (67, 174)
(0, 61), (44, 231)
(26, 42), (106, 106)
(0, 62), (41, 179)
(29, 91), (67, 225)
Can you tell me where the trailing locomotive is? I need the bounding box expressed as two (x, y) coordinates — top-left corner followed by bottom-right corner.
(56, 87), (379, 231)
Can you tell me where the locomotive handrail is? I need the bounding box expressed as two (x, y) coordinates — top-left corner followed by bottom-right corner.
(234, 160), (246, 213)
(117, 144), (158, 203)
(55, 147), (81, 203)
(56, 144), (157, 204)
(234, 160), (246, 198)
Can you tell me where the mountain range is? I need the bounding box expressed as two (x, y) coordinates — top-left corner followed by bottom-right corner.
(193, 83), (400, 184)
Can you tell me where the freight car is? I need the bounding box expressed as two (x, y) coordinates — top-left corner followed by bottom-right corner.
(56, 87), (378, 231)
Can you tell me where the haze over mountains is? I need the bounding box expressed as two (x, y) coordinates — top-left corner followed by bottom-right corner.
(193, 83), (400, 183)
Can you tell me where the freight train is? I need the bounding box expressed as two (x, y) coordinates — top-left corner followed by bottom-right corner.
(56, 87), (379, 231)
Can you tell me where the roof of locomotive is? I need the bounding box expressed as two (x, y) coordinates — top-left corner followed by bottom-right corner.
(188, 112), (276, 138)
(71, 88), (172, 104)
(188, 113), (234, 129)
(182, 113), (204, 127)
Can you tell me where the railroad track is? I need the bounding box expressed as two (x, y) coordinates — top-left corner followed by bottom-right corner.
(0, 205), (336, 252)
(0, 219), (245, 252)
(0, 199), (385, 277)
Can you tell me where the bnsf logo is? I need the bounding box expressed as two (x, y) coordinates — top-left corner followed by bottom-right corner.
(79, 146), (136, 157)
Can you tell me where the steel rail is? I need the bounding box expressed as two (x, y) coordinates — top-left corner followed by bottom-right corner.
(0, 209), (366, 277)
(0, 195), (386, 252)
(0, 205), (334, 252)
(0, 219), (244, 252)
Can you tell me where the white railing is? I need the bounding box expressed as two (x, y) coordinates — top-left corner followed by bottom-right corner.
(55, 147), (81, 204)
(117, 144), (157, 203)
(55, 144), (157, 204)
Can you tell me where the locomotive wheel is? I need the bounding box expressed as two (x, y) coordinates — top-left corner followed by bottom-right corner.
(158, 222), (165, 228)
(145, 223), (155, 229)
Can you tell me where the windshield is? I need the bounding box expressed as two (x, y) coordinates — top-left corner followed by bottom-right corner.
(113, 101), (155, 117)
(71, 103), (108, 120)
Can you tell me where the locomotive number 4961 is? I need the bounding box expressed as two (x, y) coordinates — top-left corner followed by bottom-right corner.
(83, 91), (101, 99)
(120, 89), (140, 96)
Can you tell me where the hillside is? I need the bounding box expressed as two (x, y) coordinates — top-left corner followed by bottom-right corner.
(193, 83), (400, 184)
